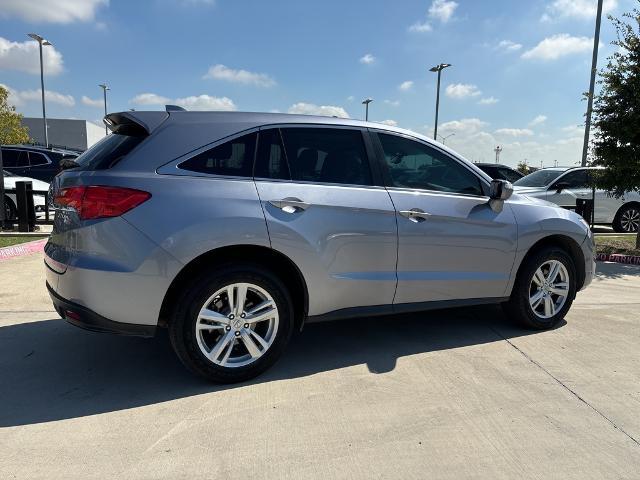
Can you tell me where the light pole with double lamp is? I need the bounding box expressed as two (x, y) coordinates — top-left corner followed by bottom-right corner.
(362, 98), (373, 121)
(429, 63), (451, 141)
(28, 33), (53, 148)
(99, 84), (110, 135)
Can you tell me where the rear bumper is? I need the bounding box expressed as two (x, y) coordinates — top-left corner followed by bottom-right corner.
(47, 282), (156, 337)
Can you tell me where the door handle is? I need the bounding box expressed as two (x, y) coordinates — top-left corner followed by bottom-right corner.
(268, 197), (310, 213)
(399, 208), (431, 223)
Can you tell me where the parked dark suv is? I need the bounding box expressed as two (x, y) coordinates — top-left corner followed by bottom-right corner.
(475, 163), (524, 183)
(1, 145), (80, 183)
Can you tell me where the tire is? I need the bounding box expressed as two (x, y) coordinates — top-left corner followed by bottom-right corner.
(3, 196), (16, 221)
(168, 263), (294, 383)
(612, 204), (640, 233)
(503, 247), (577, 330)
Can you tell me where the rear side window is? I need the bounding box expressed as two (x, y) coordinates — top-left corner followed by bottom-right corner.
(74, 134), (144, 170)
(179, 132), (257, 177)
(254, 129), (289, 179)
(28, 152), (49, 166)
(277, 127), (372, 186)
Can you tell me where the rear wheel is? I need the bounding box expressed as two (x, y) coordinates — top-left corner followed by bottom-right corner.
(169, 264), (294, 383)
(613, 204), (640, 233)
(504, 247), (577, 330)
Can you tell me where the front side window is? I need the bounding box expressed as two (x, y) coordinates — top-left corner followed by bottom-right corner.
(378, 133), (483, 196)
(179, 132), (257, 177)
(555, 169), (589, 189)
(278, 128), (372, 186)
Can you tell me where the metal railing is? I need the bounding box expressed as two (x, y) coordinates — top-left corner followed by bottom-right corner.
(3, 181), (53, 232)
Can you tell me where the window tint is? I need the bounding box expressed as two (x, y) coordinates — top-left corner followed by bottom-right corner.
(28, 152), (49, 166)
(254, 129), (289, 179)
(179, 132), (256, 177)
(497, 167), (523, 183)
(1, 149), (28, 168)
(279, 128), (372, 186)
(75, 134), (144, 170)
(378, 133), (483, 196)
(556, 169), (589, 189)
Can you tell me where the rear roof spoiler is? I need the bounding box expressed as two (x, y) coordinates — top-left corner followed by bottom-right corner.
(103, 111), (169, 136)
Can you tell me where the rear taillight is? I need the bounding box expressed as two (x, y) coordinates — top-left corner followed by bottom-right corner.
(54, 186), (151, 220)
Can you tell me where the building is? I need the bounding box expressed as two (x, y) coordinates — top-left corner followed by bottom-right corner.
(21, 117), (105, 152)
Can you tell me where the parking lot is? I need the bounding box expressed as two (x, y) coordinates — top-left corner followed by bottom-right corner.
(1, 252), (639, 479)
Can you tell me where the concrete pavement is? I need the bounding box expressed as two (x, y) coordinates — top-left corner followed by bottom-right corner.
(1, 253), (639, 479)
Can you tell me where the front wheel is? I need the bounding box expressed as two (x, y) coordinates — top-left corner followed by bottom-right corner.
(613, 204), (640, 233)
(504, 247), (577, 330)
(169, 264), (294, 383)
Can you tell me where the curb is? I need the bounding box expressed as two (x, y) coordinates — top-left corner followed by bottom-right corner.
(0, 238), (47, 261)
(596, 253), (640, 265)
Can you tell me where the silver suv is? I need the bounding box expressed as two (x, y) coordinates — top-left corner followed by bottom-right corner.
(46, 111), (595, 383)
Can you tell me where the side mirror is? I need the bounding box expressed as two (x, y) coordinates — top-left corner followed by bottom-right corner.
(552, 182), (570, 193)
(489, 179), (513, 201)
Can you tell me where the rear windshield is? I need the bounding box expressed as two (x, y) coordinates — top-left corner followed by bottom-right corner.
(513, 169), (565, 187)
(74, 134), (143, 170)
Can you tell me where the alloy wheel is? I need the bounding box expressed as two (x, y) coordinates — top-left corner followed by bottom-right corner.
(620, 207), (640, 233)
(195, 282), (279, 368)
(529, 260), (570, 319)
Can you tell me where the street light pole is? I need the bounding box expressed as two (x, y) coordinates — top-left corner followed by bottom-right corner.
(362, 98), (373, 121)
(438, 133), (455, 144)
(581, 0), (604, 167)
(429, 63), (452, 140)
(28, 33), (52, 148)
(99, 84), (110, 135)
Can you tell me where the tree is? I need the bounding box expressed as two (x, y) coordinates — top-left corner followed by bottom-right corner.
(516, 161), (530, 175)
(590, 5), (640, 247)
(0, 85), (30, 145)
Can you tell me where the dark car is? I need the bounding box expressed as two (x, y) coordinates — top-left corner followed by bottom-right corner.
(475, 163), (524, 183)
(0, 145), (80, 182)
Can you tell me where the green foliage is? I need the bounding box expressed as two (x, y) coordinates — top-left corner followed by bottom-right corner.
(0, 86), (31, 145)
(516, 161), (530, 175)
(591, 6), (640, 198)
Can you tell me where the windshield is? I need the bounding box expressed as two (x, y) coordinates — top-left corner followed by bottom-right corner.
(514, 169), (565, 187)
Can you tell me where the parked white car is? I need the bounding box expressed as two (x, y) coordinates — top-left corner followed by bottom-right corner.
(2, 170), (49, 220)
(514, 166), (640, 233)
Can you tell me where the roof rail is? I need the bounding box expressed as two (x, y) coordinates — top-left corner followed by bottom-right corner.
(165, 105), (186, 112)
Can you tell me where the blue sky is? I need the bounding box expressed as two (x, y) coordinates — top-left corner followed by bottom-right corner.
(0, 0), (635, 166)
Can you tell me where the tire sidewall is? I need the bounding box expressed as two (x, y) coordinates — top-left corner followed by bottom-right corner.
(613, 204), (640, 233)
(170, 264), (294, 383)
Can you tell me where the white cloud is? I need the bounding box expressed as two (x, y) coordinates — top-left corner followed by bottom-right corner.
(130, 92), (236, 111)
(495, 128), (534, 137)
(377, 119), (398, 127)
(497, 40), (522, 52)
(384, 99), (400, 107)
(429, 0), (458, 22)
(1, 84), (74, 107)
(399, 80), (414, 91)
(174, 95), (236, 111)
(542, 0), (617, 21)
(347, 95), (355, 102)
(81, 95), (104, 108)
(0, 37), (64, 75)
(408, 21), (432, 33)
(478, 97), (499, 105)
(439, 118), (488, 134)
(359, 53), (376, 65)
(529, 115), (547, 126)
(445, 83), (482, 99)
(522, 34), (592, 60)
(0, 0), (108, 23)
(287, 102), (349, 118)
(130, 93), (171, 106)
(203, 64), (276, 87)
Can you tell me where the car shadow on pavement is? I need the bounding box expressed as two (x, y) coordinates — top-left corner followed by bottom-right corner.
(0, 305), (552, 427)
(595, 261), (640, 280)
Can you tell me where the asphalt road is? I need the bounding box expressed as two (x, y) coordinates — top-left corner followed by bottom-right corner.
(1, 253), (639, 479)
